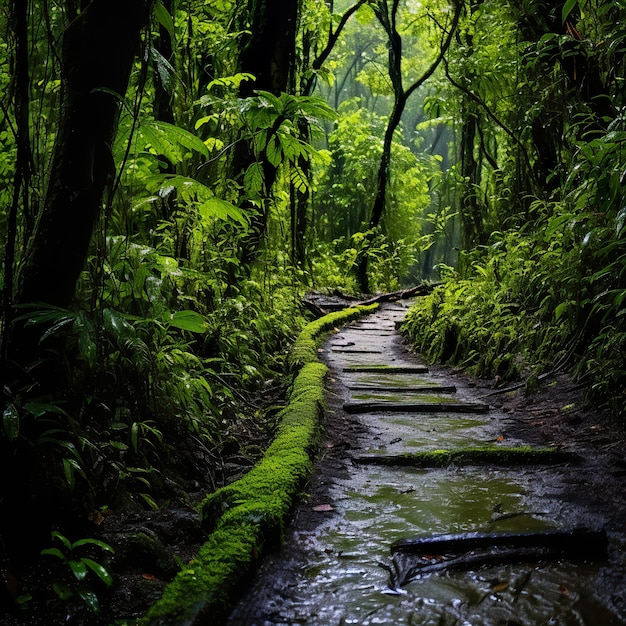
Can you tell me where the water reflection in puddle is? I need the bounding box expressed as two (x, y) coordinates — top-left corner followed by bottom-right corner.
(257, 466), (622, 626)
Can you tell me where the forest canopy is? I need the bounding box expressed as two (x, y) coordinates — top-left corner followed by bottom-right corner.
(1, 0), (626, 622)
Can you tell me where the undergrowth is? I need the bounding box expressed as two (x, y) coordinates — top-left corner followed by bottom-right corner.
(140, 303), (377, 625)
(403, 196), (626, 419)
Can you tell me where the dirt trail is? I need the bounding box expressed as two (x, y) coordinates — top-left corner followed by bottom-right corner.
(226, 302), (626, 625)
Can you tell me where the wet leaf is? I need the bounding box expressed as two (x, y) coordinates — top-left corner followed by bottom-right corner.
(492, 581), (509, 592)
(312, 504), (333, 512)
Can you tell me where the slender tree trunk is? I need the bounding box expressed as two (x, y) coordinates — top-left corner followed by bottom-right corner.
(1, 0), (32, 365)
(355, 0), (461, 293)
(459, 106), (482, 250)
(0, 0), (152, 562)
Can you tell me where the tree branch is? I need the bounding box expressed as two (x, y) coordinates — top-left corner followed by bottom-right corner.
(442, 58), (535, 177)
(303, 0), (369, 96)
(404, 0), (463, 101)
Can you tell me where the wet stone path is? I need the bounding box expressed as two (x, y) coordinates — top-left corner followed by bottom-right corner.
(226, 303), (626, 625)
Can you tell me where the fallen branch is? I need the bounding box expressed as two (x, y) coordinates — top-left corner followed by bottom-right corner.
(388, 527), (608, 588)
(391, 527), (607, 555)
(352, 446), (582, 467)
(477, 371), (555, 398)
(355, 283), (437, 306)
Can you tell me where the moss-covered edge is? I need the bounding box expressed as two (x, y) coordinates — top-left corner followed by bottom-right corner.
(287, 303), (378, 370)
(141, 303), (378, 626)
(353, 446), (583, 467)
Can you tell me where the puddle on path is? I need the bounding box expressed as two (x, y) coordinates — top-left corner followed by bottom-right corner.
(226, 303), (626, 626)
(229, 464), (622, 625)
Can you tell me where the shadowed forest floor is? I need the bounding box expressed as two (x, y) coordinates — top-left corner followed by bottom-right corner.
(6, 298), (625, 625)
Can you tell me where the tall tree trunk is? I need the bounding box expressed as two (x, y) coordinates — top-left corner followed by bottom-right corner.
(459, 107), (483, 250)
(229, 0), (298, 276)
(355, 0), (461, 293)
(9, 0), (151, 371)
(18, 0), (151, 311)
(1, 0), (152, 562)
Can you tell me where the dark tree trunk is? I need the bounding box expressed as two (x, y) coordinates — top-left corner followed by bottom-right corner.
(17, 0), (152, 311)
(459, 107), (483, 249)
(1, 0), (152, 563)
(355, 0), (461, 293)
(230, 0), (299, 274)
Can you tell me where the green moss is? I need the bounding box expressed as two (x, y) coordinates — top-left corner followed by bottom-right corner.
(343, 364), (428, 373)
(141, 304), (377, 626)
(353, 446), (583, 467)
(288, 303), (378, 370)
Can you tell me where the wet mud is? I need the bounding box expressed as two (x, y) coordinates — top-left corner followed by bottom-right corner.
(226, 302), (626, 626)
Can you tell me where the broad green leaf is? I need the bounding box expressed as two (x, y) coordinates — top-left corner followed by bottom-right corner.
(562, 0), (578, 23)
(68, 559), (89, 581)
(51, 531), (73, 550)
(199, 197), (248, 225)
(244, 162), (264, 197)
(207, 73), (255, 91)
(168, 310), (208, 333)
(73, 538), (115, 553)
(63, 458), (78, 490)
(103, 308), (136, 342)
(139, 120), (209, 163)
(153, 0), (175, 41)
(150, 46), (178, 95)
(40, 547), (65, 561)
(82, 558), (113, 586)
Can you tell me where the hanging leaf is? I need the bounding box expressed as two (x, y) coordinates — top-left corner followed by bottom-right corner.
(153, 0), (175, 42)
(2, 404), (20, 441)
(206, 73), (255, 92)
(150, 46), (179, 95)
(82, 558), (114, 586)
(103, 308), (136, 345)
(198, 197), (247, 225)
(140, 119), (210, 162)
(244, 162), (264, 197)
(562, 0), (578, 24)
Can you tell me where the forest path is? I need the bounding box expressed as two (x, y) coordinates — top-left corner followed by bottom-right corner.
(226, 302), (626, 625)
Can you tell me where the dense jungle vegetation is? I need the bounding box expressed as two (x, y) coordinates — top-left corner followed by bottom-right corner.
(1, 0), (625, 622)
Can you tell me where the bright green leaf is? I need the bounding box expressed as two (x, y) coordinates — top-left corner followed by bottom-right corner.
(168, 310), (208, 333)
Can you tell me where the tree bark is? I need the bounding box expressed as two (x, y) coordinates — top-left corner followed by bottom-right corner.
(0, 0), (152, 563)
(9, 0), (152, 366)
(229, 0), (299, 274)
(18, 0), (151, 307)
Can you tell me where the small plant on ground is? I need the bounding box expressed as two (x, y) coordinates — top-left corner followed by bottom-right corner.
(40, 531), (114, 615)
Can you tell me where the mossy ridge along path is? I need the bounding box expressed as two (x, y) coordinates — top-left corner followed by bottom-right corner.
(225, 302), (626, 626)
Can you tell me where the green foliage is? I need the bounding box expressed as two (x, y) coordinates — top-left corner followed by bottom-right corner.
(312, 102), (441, 289)
(40, 531), (114, 615)
(142, 304), (374, 625)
